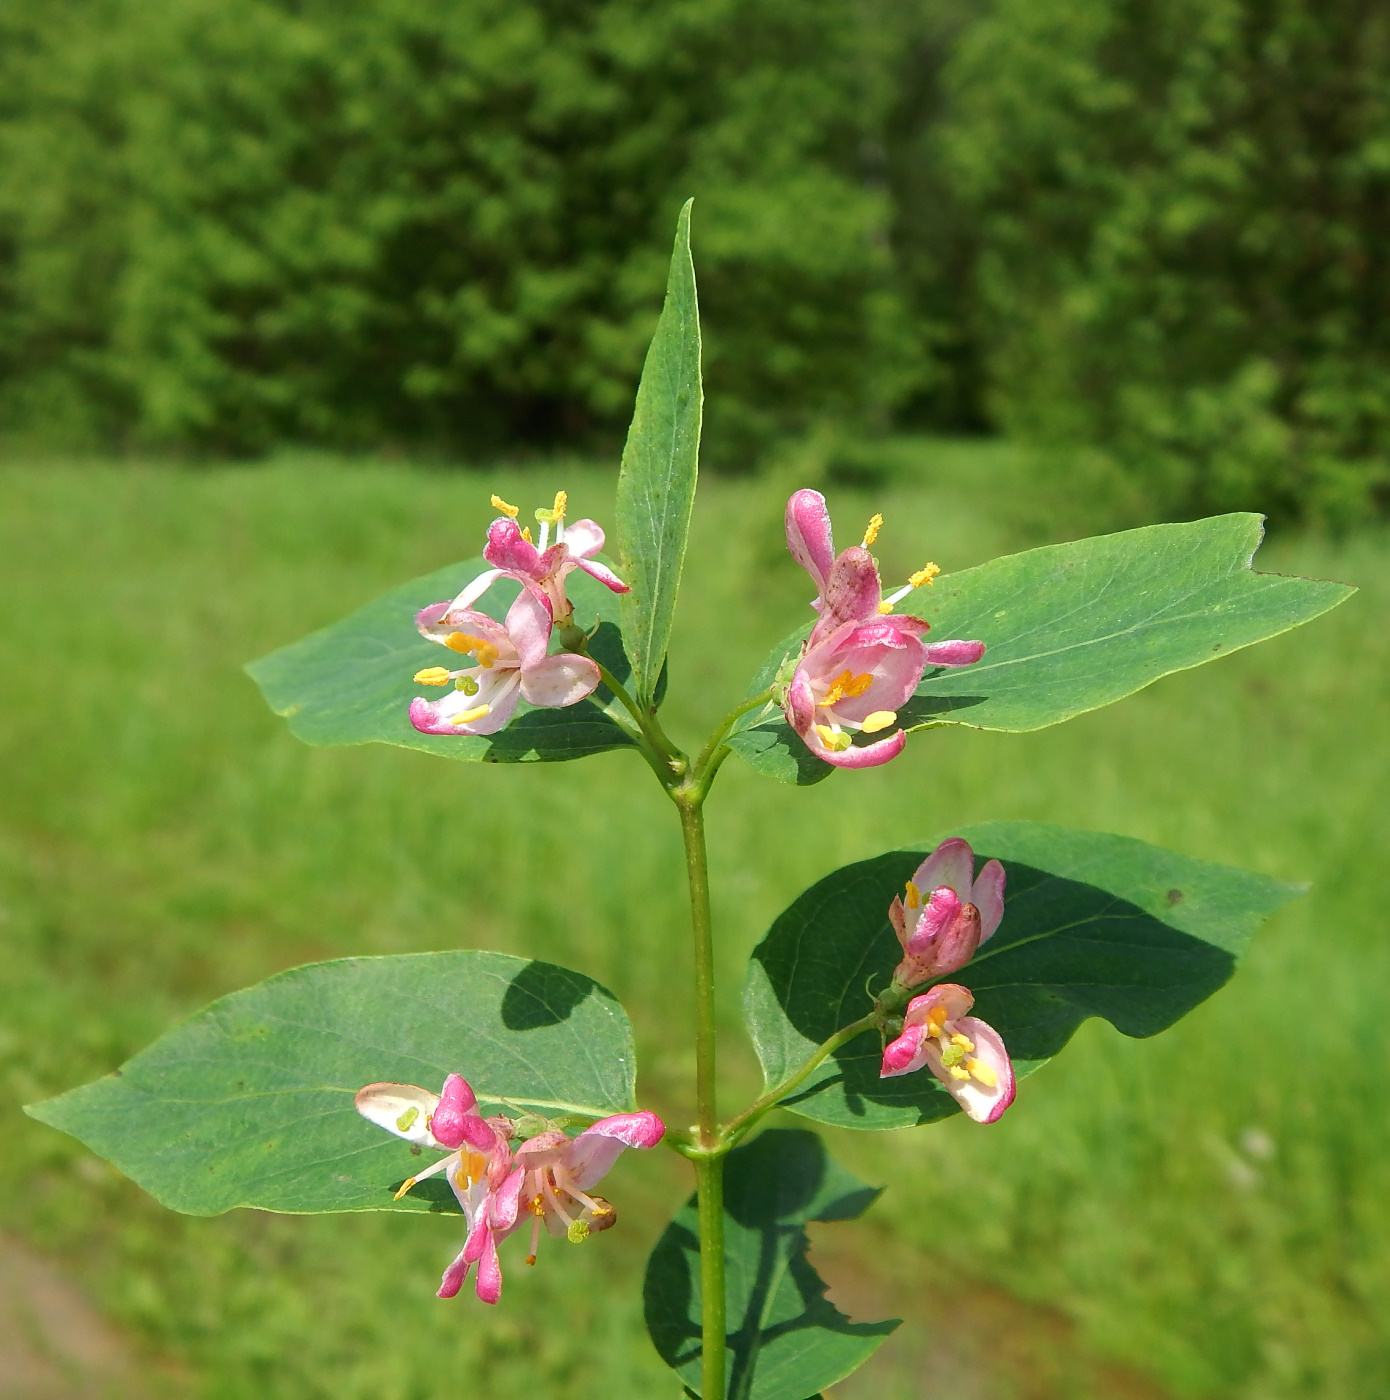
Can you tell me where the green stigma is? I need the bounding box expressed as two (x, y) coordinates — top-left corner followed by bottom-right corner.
(939, 1042), (965, 1069)
(567, 1219), (591, 1244)
(455, 675), (480, 695)
(395, 1106), (420, 1132)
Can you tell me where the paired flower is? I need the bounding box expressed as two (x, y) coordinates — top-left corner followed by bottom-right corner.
(879, 983), (1016, 1123)
(409, 585), (601, 736)
(355, 1074), (664, 1304)
(781, 489), (986, 768)
(890, 837), (1005, 989)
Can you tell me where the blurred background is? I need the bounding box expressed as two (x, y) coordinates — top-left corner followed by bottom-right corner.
(1, 1), (1387, 1398)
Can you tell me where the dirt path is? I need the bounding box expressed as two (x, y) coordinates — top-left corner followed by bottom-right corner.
(0, 1234), (145, 1400)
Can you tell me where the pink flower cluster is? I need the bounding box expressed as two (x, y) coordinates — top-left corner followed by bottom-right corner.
(876, 837), (1017, 1124)
(781, 490), (986, 768)
(356, 1074), (664, 1304)
(408, 492), (628, 737)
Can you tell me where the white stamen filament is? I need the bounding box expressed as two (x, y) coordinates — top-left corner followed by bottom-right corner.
(538, 520), (551, 551)
(883, 583), (913, 608)
(541, 1172), (574, 1227)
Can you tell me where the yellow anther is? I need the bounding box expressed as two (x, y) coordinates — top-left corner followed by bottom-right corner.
(862, 513), (883, 547)
(491, 495), (520, 519)
(926, 1013), (947, 1039)
(529, 1194), (546, 1217)
(522, 526), (534, 544)
(843, 673), (874, 698)
(966, 1058), (998, 1088)
(905, 880), (922, 910)
(861, 710), (897, 733)
(877, 600), (893, 614)
(445, 634), (499, 668)
(814, 724), (852, 752)
(449, 704), (491, 726)
(909, 562), (941, 588)
(949, 1065), (972, 1081)
(413, 666), (453, 686)
(392, 1176), (418, 1201)
(535, 490), (569, 523)
(465, 1151), (487, 1183)
(525, 1253), (537, 1266)
(951, 1033), (975, 1052)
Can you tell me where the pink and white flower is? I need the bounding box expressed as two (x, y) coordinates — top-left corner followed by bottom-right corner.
(409, 585), (600, 736)
(355, 1081), (665, 1304)
(781, 490), (986, 769)
(440, 492), (628, 624)
(355, 1074), (522, 1303)
(512, 1111), (666, 1263)
(889, 837), (1006, 988)
(879, 983), (1015, 1124)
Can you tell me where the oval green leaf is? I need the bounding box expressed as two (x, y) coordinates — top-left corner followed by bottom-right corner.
(25, 951), (637, 1215)
(728, 513), (1354, 784)
(743, 821), (1303, 1130)
(644, 1128), (898, 1399)
(246, 557), (638, 762)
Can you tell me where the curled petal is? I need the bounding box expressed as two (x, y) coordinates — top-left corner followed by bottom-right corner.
(973, 859), (1006, 942)
(446, 568), (505, 616)
(813, 548), (882, 637)
(895, 901), (982, 987)
(923, 639), (986, 667)
(561, 518), (605, 558)
(488, 1165), (527, 1236)
(563, 1111), (666, 1191)
(786, 488), (836, 592)
(429, 1073), (479, 1149)
(437, 1244), (473, 1300)
(880, 1023), (930, 1078)
(354, 1082), (442, 1147)
(519, 653), (601, 708)
(575, 555), (629, 593)
(902, 885), (962, 954)
(903, 983), (975, 1029)
(484, 517), (541, 575)
(409, 676), (523, 737)
(807, 726), (907, 770)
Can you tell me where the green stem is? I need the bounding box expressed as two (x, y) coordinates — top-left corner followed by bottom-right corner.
(593, 661), (684, 784)
(674, 792), (725, 1400)
(723, 1012), (878, 1148)
(691, 687), (774, 784)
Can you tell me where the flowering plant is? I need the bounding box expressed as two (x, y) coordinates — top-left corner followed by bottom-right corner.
(27, 205), (1354, 1400)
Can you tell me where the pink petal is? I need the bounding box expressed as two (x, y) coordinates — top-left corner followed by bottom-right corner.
(504, 588), (554, 670)
(826, 636), (928, 721)
(409, 676), (523, 736)
(923, 639), (986, 667)
(785, 488), (836, 591)
(488, 1166), (527, 1235)
(354, 1082), (443, 1146)
(902, 983), (976, 1030)
(903, 886), (963, 956)
(518, 653), (601, 708)
(429, 1074), (479, 1149)
(814, 548), (883, 636)
(896, 901), (982, 987)
(926, 1015), (1015, 1124)
(562, 519), (605, 558)
(473, 1230), (502, 1304)
(437, 1245), (472, 1299)
(888, 895), (908, 946)
(415, 601), (453, 638)
(972, 859), (1007, 942)
(912, 839), (977, 905)
(812, 728), (907, 769)
(880, 1024), (929, 1078)
(564, 1111), (666, 1191)
(575, 556), (629, 593)
(484, 518), (541, 576)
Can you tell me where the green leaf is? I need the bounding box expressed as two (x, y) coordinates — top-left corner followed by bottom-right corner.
(744, 821), (1303, 1130)
(644, 1129), (898, 1400)
(728, 513), (1355, 784)
(25, 951), (637, 1215)
(246, 557), (638, 763)
(615, 198), (703, 707)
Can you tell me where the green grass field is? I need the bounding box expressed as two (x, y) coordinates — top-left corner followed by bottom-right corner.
(2, 445), (1386, 1399)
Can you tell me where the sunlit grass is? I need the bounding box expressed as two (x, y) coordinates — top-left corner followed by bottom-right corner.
(1, 446), (1385, 1398)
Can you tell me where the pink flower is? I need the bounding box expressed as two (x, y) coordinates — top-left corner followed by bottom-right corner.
(442, 492), (628, 624)
(409, 585), (600, 736)
(879, 983), (1015, 1124)
(512, 1111), (666, 1263)
(355, 1082), (665, 1304)
(889, 837), (1006, 988)
(781, 490), (986, 768)
(355, 1075), (522, 1303)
